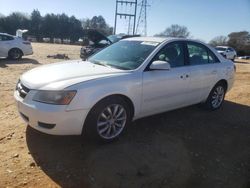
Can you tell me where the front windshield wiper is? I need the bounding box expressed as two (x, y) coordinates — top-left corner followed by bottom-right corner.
(89, 60), (109, 67)
(89, 59), (131, 70)
(107, 64), (131, 70)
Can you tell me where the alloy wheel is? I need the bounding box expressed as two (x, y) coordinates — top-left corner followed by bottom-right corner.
(211, 86), (225, 108)
(97, 104), (127, 139)
(10, 49), (21, 59)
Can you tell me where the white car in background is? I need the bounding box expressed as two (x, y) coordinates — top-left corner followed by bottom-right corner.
(215, 46), (237, 61)
(14, 37), (235, 142)
(238, 56), (250, 60)
(0, 32), (33, 60)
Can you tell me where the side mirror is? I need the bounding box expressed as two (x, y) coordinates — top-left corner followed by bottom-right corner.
(150, 60), (171, 70)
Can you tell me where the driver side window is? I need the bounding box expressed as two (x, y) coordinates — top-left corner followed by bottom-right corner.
(153, 42), (185, 68)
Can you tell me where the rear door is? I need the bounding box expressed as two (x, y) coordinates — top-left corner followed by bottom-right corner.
(185, 41), (221, 102)
(0, 34), (6, 57)
(0, 34), (14, 57)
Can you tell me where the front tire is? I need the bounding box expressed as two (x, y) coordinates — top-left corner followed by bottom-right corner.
(83, 96), (131, 142)
(204, 83), (226, 110)
(8, 48), (23, 60)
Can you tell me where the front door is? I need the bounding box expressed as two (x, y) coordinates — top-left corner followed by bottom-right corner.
(141, 42), (191, 116)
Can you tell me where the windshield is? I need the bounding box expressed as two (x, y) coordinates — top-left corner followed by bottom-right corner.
(215, 47), (227, 51)
(88, 40), (159, 70)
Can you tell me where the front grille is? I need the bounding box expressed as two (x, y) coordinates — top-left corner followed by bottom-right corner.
(16, 81), (30, 99)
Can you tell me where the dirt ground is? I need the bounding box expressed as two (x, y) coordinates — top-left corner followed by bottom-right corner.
(0, 43), (250, 188)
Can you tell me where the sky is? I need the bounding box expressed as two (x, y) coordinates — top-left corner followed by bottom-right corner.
(0, 0), (249, 42)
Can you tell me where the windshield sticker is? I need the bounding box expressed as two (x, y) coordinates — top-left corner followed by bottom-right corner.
(141, 41), (159, 46)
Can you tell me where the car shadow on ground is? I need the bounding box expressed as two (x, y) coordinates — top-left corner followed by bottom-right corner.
(26, 101), (250, 188)
(0, 58), (40, 68)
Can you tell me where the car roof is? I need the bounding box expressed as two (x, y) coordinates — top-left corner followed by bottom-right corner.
(0, 32), (14, 37)
(123, 36), (208, 45)
(123, 36), (170, 43)
(216, 46), (229, 48)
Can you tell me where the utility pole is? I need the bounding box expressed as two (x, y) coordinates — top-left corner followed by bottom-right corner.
(114, 0), (137, 35)
(136, 0), (149, 36)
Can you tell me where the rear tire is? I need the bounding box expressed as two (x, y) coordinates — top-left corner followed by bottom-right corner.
(8, 48), (23, 60)
(204, 83), (226, 110)
(83, 96), (132, 142)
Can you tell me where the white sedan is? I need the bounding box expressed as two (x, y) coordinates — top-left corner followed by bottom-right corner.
(14, 37), (235, 141)
(215, 46), (237, 61)
(0, 32), (33, 60)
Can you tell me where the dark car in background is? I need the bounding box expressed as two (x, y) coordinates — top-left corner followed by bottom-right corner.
(80, 30), (139, 60)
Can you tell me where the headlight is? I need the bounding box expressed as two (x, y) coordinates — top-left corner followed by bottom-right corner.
(33, 90), (77, 105)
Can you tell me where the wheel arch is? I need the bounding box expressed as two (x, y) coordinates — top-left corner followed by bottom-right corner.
(203, 79), (228, 110)
(8, 47), (24, 56)
(82, 94), (135, 134)
(203, 79), (228, 103)
(89, 94), (135, 117)
(216, 79), (228, 92)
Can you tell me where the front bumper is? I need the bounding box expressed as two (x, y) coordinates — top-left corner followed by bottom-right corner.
(14, 90), (89, 135)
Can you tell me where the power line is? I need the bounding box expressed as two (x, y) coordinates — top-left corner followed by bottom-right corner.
(136, 0), (150, 36)
(114, 0), (137, 35)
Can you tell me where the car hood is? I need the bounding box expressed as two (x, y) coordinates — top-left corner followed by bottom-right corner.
(20, 60), (125, 90)
(83, 29), (112, 44)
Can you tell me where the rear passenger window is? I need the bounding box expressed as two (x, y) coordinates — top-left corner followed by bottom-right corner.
(208, 50), (219, 63)
(187, 42), (209, 65)
(187, 42), (219, 65)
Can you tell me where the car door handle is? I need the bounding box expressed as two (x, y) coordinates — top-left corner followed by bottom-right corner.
(180, 74), (189, 79)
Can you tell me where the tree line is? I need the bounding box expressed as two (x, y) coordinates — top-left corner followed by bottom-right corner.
(155, 24), (250, 56)
(209, 32), (250, 56)
(0, 11), (249, 55)
(0, 10), (113, 43)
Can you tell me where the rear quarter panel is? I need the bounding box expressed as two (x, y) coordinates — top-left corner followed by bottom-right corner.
(202, 60), (235, 101)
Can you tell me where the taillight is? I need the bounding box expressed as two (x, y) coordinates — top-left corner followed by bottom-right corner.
(23, 41), (31, 45)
